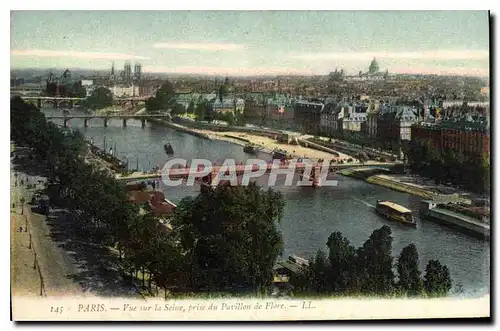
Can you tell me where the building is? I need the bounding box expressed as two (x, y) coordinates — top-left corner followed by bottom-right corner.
(10, 77), (26, 87)
(411, 116), (490, 156)
(205, 77), (245, 116)
(138, 80), (163, 97)
(365, 110), (379, 138)
(134, 63), (142, 81)
(81, 80), (93, 87)
(342, 102), (368, 132)
(294, 99), (324, 134)
(266, 94), (296, 122)
(110, 83), (139, 98)
(319, 100), (344, 137)
(243, 98), (266, 122)
(347, 58), (389, 81)
(124, 62), (132, 81)
(377, 104), (420, 143)
(208, 97), (245, 114)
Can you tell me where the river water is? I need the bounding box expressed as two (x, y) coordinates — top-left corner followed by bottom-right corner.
(43, 107), (490, 298)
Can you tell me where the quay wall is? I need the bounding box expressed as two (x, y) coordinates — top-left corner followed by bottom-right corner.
(365, 175), (434, 199)
(422, 207), (490, 240)
(148, 118), (212, 140)
(298, 139), (341, 157)
(87, 143), (126, 172)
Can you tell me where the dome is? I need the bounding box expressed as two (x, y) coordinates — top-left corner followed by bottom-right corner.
(368, 58), (380, 74)
(218, 76), (234, 101)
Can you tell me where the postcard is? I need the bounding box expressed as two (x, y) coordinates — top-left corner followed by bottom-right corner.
(10, 10), (490, 321)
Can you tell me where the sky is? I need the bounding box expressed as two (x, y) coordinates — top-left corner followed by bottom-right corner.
(10, 11), (490, 77)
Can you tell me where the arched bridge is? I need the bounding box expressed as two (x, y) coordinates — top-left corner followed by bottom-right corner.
(20, 96), (150, 109)
(45, 114), (170, 128)
(21, 96), (87, 109)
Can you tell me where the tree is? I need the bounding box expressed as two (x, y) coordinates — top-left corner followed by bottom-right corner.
(357, 225), (394, 295)
(145, 81), (176, 112)
(86, 87), (113, 110)
(70, 81), (87, 98)
(145, 97), (161, 112)
(171, 182), (284, 293)
(326, 231), (358, 292)
(170, 103), (186, 116)
(423, 260), (452, 297)
(396, 244), (423, 296)
(187, 101), (195, 114)
(45, 82), (58, 96)
(195, 100), (207, 121)
(216, 112), (236, 126)
(309, 250), (330, 293)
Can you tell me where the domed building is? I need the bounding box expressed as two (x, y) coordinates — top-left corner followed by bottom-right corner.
(349, 58), (388, 81)
(218, 76), (234, 102)
(207, 77), (245, 117)
(61, 69), (72, 85)
(368, 58), (380, 75)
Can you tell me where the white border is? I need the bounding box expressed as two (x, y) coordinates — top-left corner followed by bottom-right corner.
(3, 2), (497, 330)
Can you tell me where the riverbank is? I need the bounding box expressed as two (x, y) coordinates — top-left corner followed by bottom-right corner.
(366, 174), (435, 199)
(341, 168), (445, 200)
(151, 118), (356, 162)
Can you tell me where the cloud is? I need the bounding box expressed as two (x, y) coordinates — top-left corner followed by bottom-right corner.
(152, 42), (245, 51)
(290, 50), (489, 61)
(10, 49), (150, 60)
(143, 65), (315, 76)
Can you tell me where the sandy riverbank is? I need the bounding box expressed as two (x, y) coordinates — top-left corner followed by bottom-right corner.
(148, 117), (356, 161)
(341, 168), (477, 203)
(194, 128), (355, 162)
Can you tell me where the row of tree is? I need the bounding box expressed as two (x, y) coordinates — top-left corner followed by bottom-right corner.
(407, 139), (490, 194)
(296, 226), (452, 297)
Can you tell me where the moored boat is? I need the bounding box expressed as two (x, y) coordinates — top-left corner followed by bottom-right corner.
(164, 143), (174, 155)
(243, 144), (258, 154)
(375, 200), (417, 227)
(272, 149), (288, 160)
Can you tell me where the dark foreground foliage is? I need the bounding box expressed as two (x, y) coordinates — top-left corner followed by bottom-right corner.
(295, 227), (452, 297)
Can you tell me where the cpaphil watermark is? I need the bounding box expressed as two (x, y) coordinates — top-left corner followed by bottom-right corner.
(160, 158), (339, 187)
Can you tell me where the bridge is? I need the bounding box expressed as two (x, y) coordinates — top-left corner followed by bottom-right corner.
(11, 87), (44, 97)
(21, 96), (87, 109)
(45, 114), (170, 128)
(115, 161), (398, 187)
(20, 96), (149, 109)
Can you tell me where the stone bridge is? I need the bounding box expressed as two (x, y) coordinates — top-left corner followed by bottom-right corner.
(21, 96), (86, 109)
(45, 114), (170, 128)
(20, 96), (149, 109)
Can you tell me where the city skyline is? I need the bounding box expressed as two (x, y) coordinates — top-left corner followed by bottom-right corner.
(11, 11), (490, 77)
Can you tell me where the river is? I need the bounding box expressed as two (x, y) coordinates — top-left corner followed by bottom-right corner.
(43, 107), (490, 298)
